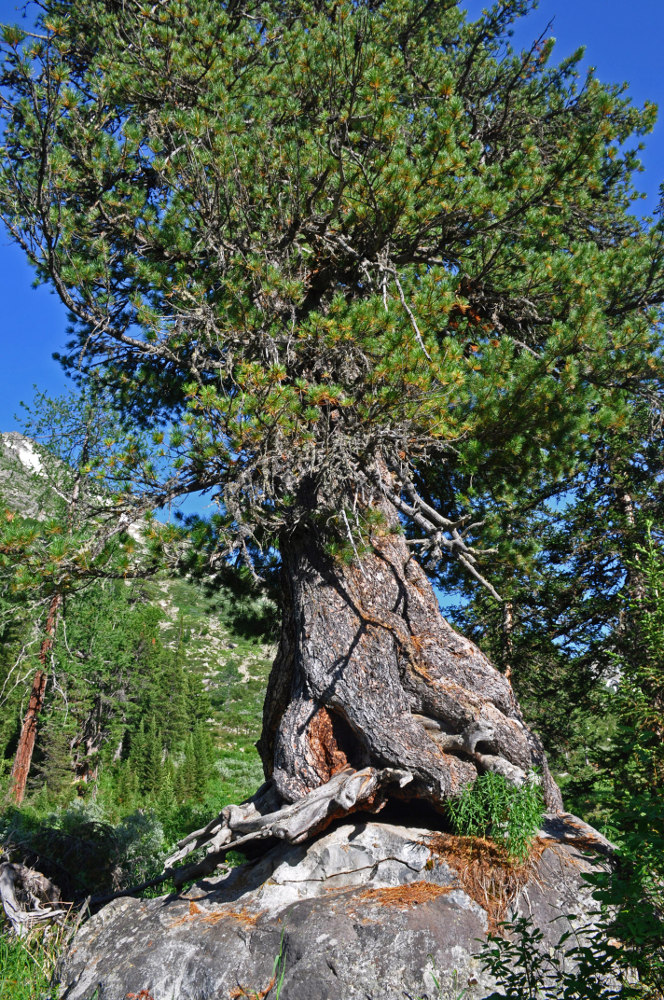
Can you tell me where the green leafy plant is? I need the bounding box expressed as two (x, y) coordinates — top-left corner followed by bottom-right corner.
(446, 772), (543, 860)
(478, 913), (637, 1000)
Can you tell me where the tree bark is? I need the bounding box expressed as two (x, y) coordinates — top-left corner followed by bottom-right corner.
(9, 591), (62, 805)
(9, 430), (89, 805)
(259, 502), (562, 813)
(166, 501), (562, 872)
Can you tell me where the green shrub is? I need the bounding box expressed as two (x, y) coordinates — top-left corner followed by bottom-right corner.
(446, 772), (543, 860)
(0, 801), (168, 899)
(479, 913), (633, 1000)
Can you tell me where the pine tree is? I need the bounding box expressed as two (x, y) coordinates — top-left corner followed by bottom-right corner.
(127, 716), (164, 795)
(0, 389), (162, 802)
(127, 719), (148, 787)
(447, 398), (664, 817)
(179, 726), (211, 802)
(155, 759), (178, 831)
(115, 760), (140, 812)
(2, 0), (664, 837)
(31, 716), (75, 802)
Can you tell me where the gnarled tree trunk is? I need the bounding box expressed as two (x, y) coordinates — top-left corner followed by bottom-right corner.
(260, 502), (562, 812)
(167, 503), (561, 876)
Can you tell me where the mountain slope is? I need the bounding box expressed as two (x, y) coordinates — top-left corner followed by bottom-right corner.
(0, 430), (276, 809)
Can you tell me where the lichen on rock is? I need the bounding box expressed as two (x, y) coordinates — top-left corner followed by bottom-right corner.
(58, 814), (611, 1000)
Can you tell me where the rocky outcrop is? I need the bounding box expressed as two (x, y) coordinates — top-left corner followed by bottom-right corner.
(58, 813), (611, 1000)
(0, 432), (47, 518)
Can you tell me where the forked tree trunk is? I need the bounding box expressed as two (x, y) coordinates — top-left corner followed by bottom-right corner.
(259, 501), (562, 813)
(167, 502), (561, 875)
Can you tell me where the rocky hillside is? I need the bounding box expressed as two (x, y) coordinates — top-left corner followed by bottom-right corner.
(0, 432), (49, 519)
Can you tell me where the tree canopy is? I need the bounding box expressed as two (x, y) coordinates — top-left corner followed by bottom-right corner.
(1, 0), (663, 591)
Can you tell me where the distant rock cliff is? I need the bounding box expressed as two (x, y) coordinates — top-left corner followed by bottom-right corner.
(0, 432), (48, 518)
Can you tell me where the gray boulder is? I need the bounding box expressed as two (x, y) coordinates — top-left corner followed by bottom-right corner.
(59, 813), (611, 1000)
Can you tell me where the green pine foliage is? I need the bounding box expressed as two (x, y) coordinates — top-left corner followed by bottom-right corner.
(0, 602), (23, 762)
(0, 457), (273, 828)
(0, 454), (274, 901)
(597, 527), (664, 997)
(0, 566), (273, 899)
(31, 717), (75, 802)
(0, 1), (662, 993)
(446, 411), (664, 827)
(1, 0), (662, 578)
(478, 528), (664, 999)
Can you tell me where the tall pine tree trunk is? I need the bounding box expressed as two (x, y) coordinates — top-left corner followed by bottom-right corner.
(259, 501), (562, 813)
(9, 428), (90, 805)
(9, 592), (62, 805)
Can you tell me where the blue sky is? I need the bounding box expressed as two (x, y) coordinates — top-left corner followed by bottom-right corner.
(0, 0), (663, 434)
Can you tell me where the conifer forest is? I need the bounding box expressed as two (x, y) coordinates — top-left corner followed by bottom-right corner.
(0, 1), (662, 997)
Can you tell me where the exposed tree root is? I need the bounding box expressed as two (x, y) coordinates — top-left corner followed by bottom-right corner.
(0, 860), (67, 936)
(164, 508), (563, 881)
(165, 765), (413, 876)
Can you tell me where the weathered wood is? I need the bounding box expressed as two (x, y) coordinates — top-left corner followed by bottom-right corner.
(0, 861), (66, 936)
(164, 499), (561, 875)
(260, 504), (562, 813)
(165, 766), (414, 872)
